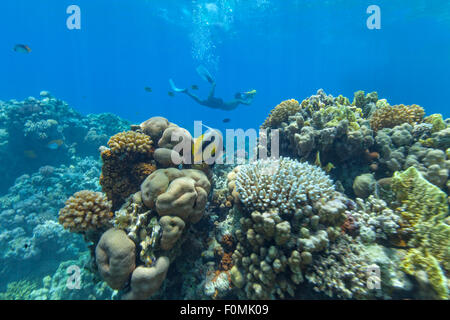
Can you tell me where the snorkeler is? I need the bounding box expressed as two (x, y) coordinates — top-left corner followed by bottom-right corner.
(169, 65), (256, 111)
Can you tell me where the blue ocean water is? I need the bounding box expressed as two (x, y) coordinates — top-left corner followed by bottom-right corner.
(1, 0), (449, 132)
(0, 0), (449, 301)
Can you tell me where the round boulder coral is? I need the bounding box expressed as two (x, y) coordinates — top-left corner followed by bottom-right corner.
(95, 228), (136, 290)
(141, 168), (211, 223)
(159, 216), (185, 250)
(123, 256), (170, 300)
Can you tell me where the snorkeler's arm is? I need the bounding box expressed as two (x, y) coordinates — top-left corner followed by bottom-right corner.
(184, 90), (206, 105)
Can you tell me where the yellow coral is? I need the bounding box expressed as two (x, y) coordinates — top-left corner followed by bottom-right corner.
(370, 104), (424, 132)
(100, 132), (155, 209)
(392, 167), (449, 299)
(261, 99), (300, 129)
(59, 190), (113, 233)
(107, 131), (153, 155)
(400, 249), (448, 300)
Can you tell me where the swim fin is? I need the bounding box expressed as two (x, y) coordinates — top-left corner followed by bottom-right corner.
(196, 65), (214, 84)
(169, 79), (187, 93)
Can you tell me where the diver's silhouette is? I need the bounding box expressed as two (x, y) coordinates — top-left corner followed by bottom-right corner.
(170, 66), (256, 111)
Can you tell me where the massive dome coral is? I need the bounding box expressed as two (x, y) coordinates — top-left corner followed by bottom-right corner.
(234, 157), (335, 213)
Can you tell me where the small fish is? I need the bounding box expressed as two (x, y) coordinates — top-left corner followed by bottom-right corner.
(14, 44), (31, 53)
(47, 139), (64, 150)
(168, 91), (175, 97)
(144, 86), (152, 93)
(24, 150), (37, 159)
(24, 244), (28, 249)
(192, 124), (223, 164)
(222, 118), (231, 123)
(191, 85), (199, 90)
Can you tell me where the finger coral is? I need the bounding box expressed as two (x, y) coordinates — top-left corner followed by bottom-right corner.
(228, 158), (360, 299)
(107, 131), (153, 155)
(234, 157), (335, 213)
(370, 104), (425, 132)
(58, 190), (113, 233)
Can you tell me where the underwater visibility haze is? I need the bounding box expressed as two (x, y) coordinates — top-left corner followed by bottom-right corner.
(0, 0), (449, 300)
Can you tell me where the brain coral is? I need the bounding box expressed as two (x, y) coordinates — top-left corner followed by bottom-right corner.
(58, 190), (113, 233)
(141, 168), (211, 223)
(261, 99), (300, 129)
(234, 157), (335, 213)
(95, 228), (136, 290)
(100, 131), (155, 209)
(370, 104), (425, 132)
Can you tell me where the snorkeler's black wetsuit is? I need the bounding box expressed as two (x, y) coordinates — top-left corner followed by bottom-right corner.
(183, 81), (253, 111)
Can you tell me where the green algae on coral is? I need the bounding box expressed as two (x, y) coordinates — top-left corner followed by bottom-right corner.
(400, 249), (448, 300)
(392, 166), (448, 229)
(424, 114), (446, 133)
(0, 279), (39, 300)
(392, 166), (449, 299)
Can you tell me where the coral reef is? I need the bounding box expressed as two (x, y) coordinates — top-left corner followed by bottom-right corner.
(350, 196), (401, 244)
(305, 234), (369, 299)
(262, 90), (375, 195)
(0, 92), (129, 193)
(2, 90), (449, 301)
(0, 156), (100, 289)
(228, 157), (367, 299)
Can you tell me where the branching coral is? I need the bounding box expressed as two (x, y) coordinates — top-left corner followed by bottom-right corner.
(261, 99), (300, 129)
(228, 158), (358, 299)
(351, 196), (401, 244)
(305, 234), (370, 299)
(58, 190), (113, 233)
(370, 104), (425, 132)
(234, 157), (335, 213)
